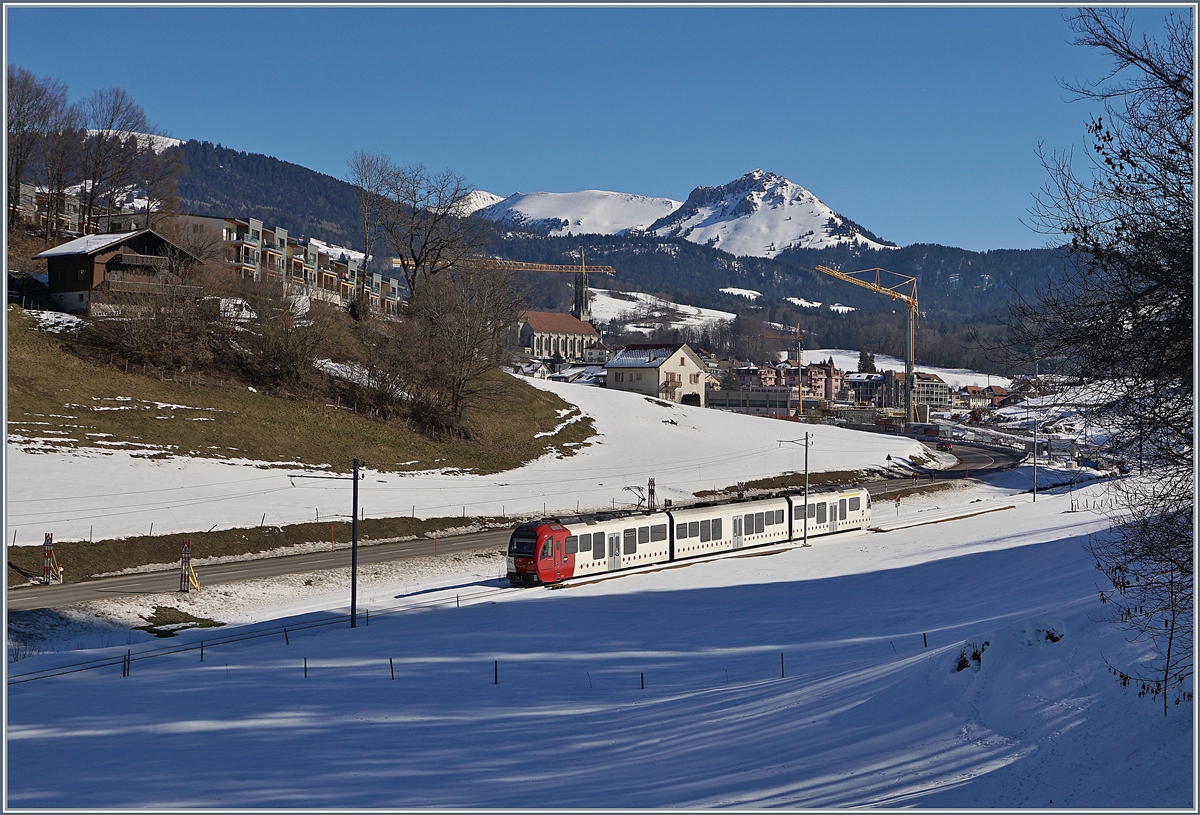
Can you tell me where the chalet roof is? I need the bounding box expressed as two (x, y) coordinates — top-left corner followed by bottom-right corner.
(605, 343), (689, 369)
(986, 385), (1009, 395)
(961, 385), (985, 394)
(846, 372), (885, 382)
(521, 310), (598, 336)
(34, 231), (141, 258)
(915, 372), (948, 384)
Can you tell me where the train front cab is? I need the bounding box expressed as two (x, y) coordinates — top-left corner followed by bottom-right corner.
(507, 522), (572, 586)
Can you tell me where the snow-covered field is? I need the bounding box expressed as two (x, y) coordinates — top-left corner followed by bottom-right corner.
(6, 377), (925, 547)
(6, 365), (1192, 808)
(6, 466), (1191, 808)
(588, 287), (735, 333)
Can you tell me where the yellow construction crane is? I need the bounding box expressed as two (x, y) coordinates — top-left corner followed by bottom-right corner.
(813, 265), (919, 424)
(455, 250), (616, 323)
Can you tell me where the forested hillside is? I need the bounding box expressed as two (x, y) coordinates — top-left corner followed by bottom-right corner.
(175, 140), (361, 247)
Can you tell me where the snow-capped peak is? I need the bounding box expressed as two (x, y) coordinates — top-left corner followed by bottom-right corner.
(648, 169), (895, 258)
(456, 190), (506, 217)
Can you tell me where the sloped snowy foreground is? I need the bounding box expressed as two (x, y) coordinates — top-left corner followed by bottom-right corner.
(5, 474), (1192, 809)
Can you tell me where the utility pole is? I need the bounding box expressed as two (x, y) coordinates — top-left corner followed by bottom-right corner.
(289, 460), (364, 627)
(779, 434), (813, 546)
(351, 457), (359, 626)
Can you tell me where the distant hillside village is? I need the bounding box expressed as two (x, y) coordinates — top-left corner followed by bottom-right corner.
(11, 188), (1053, 445)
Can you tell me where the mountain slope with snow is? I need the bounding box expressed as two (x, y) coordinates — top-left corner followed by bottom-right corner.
(650, 169), (895, 258)
(457, 189), (505, 216)
(476, 190), (683, 237)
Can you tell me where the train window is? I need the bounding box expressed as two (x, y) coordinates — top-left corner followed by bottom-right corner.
(848, 496), (861, 512)
(816, 503), (826, 524)
(509, 537), (537, 556)
(638, 526), (650, 544)
(579, 533), (593, 554)
(688, 521), (700, 538)
(651, 524), (667, 542)
(676, 523), (688, 539)
(840, 499), (847, 520)
(775, 509), (785, 524)
(699, 519), (711, 542)
(712, 518), (722, 538)
(623, 528), (637, 555)
(808, 503), (817, 519)
(866, 493), (872, 509)
(754, 512), (765, 534)
(764, 511), (775, 527)
(565, 536), (578, 554)
(540, 540), (553, 558)
(794, 505), (803, 520)
(744, 514), (754, 534)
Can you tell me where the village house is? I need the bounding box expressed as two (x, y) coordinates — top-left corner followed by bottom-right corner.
(604, 343), (707, 406)
(34, 229), (200, 313)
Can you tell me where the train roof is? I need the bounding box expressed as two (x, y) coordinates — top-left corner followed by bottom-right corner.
(525, 483), (867, 527)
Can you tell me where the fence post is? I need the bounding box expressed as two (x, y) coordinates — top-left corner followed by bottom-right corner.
(781, 653), (785, 678)
(390, 658), (395, 680)
(494, 660), (498, 685)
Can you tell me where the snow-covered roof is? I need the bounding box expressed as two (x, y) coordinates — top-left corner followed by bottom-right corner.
(34, 231), (142, 258)
(605, 344), (689, 369)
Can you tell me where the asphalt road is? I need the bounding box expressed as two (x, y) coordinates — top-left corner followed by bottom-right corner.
(7, 442), (1021, 612)
(7, 527), (509, 612)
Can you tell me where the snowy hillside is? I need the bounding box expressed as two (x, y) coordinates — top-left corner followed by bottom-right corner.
(476, 190), (683, 237)
(85, 129), (182, 154)
(589, 288), (735, 334)
(457, 189), (505, 216)
(7, 462), (1190, 806)
(650, 169), (896, 258)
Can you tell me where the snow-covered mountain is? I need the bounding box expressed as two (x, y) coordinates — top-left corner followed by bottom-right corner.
(472, 170), (895, 259)
(457, 189), (506, 216)
(649, 169), (895, 258)
(475, 190), (683, 237)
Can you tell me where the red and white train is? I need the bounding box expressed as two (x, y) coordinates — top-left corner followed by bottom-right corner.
(506, 485), (872, 586)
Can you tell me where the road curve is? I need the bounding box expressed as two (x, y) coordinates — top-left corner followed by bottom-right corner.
(9, 442), (1021, 612)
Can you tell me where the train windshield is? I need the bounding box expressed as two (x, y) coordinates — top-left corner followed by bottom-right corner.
(508, 536), (537, 556)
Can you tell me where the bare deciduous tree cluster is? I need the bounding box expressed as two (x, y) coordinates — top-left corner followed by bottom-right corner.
(6, 66), (183, 241)
(344, 152), (522, 436)
(1010, 9), (1193, 714)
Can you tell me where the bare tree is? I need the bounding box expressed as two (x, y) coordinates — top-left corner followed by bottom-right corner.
(6, 66), (67, 226)
(348, 269), (523, 426)
(138, 141), (185, 230)
(345, 150), (391, 306)
(1011, 9), (1193, 714)
(379, 162), (490, 296)
(77, 88), (150, 232)
(39, 99), (83, 241)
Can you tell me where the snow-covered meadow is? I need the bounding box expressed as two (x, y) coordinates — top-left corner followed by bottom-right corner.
(5, 371), (1192, 808)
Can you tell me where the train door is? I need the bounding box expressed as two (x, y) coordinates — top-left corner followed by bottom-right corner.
(829, 502), (839, 533)
(732, 516), (743, 550)
(607, 533), (621, 572)
(554, 537), (565, 581)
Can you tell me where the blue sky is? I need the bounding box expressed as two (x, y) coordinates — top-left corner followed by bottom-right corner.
(4, 5), (1168, 251)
